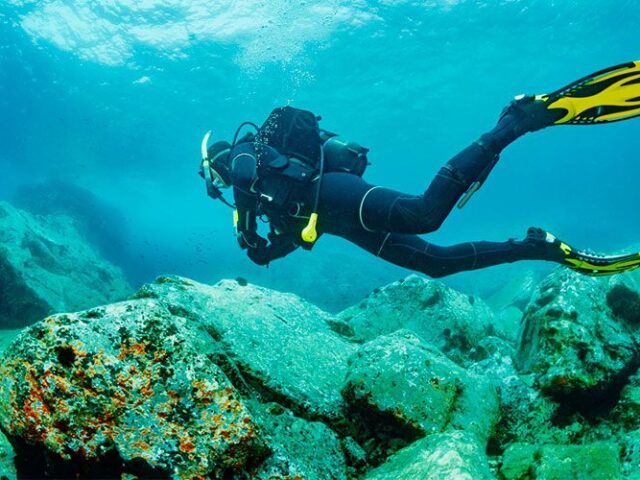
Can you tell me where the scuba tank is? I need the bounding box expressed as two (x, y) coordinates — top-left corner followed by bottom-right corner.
(320, 131), (370, 177)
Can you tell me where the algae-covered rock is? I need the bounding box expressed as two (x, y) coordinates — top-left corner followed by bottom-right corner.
(250, 402), (348, 480)
(621, 429), (640, 479)
(342, 330), (499, 447)
(0, 202), (130, 328)
(517, 269), (639, 402)
(363, 431), (493, 480)
(136, 276), (356, 421)
(500, 442), (622, 480)
(338, 275), (504, 361)
(468, 339), (560, 449)
(607, 279), (640, 333)
(0, 430), (16, 480)
(0, 299), (267, 478)
(611, 369), (640, 430)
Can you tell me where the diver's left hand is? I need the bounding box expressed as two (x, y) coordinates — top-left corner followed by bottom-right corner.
(247, 245), (271, 266)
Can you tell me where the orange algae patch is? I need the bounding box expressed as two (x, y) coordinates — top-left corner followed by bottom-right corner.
(129, 342), (147, 356)
(179, 439), (196, 453)
(191, 380), (207, 390)
(21, 371), (52, 439)
(140, 386), (153, 396)
(111, 392), (127, 409)
(152, 350), (170, 363)
(117, 344), (127, 361)
(220, 399), (243, 413)
(118, 340), (148, 360)
(131, 440), (151, 451)
(70, 344), (88, 359)
(212, 414), (223, 425)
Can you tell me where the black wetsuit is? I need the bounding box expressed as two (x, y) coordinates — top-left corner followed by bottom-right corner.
(229, 113), (547, 278)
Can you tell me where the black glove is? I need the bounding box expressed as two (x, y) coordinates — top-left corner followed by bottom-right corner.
(247, 245), (271, 266)
(247, 231), (299, 267)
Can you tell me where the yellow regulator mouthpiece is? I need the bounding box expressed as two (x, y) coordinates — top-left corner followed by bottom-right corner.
(301, 213), (319, 243)
(233, 209), (239, 229)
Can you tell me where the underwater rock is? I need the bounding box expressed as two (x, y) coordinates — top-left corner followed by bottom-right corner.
(0, 202), (130, 328)
(0, 430), (16, 480)
(135, 276), (357, 422)
(484, 269), (541, 313)
(12, 181), (131, 274)
(517, 269), (639, 405)
(342, 330), (499, 452)
(338, 275), (507, 363)
(0, 299), (267, 478)
(362, 431), (493, 480)
(249, 401), (349, 480)
(621, 429), (640, 479)
(468, 341), (561, 451)
(607, 280), (640, 329)
(611, 368), (640, 431)
(500, 442), (622, 479)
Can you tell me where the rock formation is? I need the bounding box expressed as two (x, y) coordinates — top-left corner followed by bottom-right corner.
(0, 202), (130, 328)
(0, 264), (640, 478)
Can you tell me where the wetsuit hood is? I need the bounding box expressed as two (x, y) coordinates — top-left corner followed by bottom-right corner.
(208, 140), (233, 187)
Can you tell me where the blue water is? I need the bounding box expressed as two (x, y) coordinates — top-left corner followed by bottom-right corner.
(1, 1), (638, 309)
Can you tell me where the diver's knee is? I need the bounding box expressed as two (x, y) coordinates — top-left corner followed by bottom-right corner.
(413, 213), (444, 234)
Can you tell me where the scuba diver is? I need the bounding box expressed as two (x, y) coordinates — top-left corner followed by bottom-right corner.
(200, 61), (640, 278)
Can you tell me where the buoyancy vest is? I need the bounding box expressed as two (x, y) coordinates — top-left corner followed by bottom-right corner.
(253, 106), (370, 220)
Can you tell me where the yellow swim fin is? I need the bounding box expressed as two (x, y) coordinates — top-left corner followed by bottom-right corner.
(563, 251), (640, 277)
(537, 61), (640, 125)
(525, 227), (640, 277)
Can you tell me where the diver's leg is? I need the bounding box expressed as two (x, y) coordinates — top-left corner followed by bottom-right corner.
(373, 228), (640, 278)
(359, 98), (555, 234)
(326, 225), (555, 278)
(376, 233), (551, 278)
(324, 212), (640, 278)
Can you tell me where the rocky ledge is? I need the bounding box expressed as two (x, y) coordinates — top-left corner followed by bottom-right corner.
(0, 267), (639, 478)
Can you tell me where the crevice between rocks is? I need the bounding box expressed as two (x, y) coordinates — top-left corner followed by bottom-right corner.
(204, 343), (374, 473)
(339, 389), (423, 467)
(551, 354), (640, 423)
(9, 433), (172, 479)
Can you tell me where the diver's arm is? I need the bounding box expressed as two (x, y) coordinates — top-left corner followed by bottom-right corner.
(230, 143), (268, 250)
(234, 204), (265, 250)
(228, 142), (298, 265)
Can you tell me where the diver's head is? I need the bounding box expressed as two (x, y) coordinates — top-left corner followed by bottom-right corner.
(207, 141), (232, 188)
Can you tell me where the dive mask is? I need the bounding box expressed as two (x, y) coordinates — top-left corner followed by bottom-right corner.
(200, 131), (235, 208)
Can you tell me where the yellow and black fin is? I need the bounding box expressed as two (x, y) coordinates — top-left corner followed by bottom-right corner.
(563, 251), (640, 277)
(526, 227), (640, 276)
(537, 60), (640, 125)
